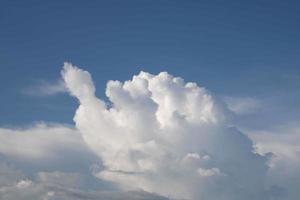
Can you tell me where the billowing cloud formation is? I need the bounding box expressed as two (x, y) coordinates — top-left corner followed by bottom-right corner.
(62, 63), (274, 200)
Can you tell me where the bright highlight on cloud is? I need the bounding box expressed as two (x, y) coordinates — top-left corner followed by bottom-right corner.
(62, 63), (277, 200)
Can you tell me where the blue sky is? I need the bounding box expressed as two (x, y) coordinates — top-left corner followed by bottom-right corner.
(1, 0), (300, 126)
(0, 1), (300, 199)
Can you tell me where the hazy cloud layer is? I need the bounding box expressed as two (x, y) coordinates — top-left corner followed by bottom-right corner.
(0, 160), (168, 200)
(0, 123), (95, 167)
(248, 123), (300, 200)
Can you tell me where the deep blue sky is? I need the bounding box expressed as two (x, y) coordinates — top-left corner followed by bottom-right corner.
(1, 0), (300, 127)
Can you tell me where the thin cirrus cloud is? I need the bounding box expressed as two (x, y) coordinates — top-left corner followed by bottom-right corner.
(22, 79), (67, 97)
(224, 96), (262, 115)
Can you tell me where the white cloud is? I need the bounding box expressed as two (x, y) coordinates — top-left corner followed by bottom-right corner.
(3, 62), (299, 200)
(0, 123), (88, 161)
(248, 124), (300, 200)
(224, 96), (262, 115)
(0, 122), (100, 176)
(0, 121), (170, 199)
(0, 160), (169, 200)
(22, 79), (67, 97)
(197, 167), (221, 177)
(62, 63), (273, 200)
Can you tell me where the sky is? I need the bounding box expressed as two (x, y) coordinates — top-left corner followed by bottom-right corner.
(0, 1), (300, 200)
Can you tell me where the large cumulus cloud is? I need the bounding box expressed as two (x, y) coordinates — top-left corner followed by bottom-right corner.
(62, 63), (274, 200)
(0, 122), (169, 200)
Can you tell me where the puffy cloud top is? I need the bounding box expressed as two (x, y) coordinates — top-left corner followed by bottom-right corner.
(62, 63), (271, 200)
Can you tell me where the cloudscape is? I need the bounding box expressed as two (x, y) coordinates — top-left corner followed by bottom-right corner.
(1, 1), (300, 200)
(0, 63), (299, 200)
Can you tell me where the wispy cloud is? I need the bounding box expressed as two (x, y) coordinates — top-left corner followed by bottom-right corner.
(224, 96), (262, 115)
(22, 79), (67, 97)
